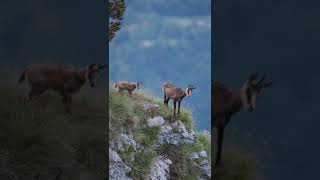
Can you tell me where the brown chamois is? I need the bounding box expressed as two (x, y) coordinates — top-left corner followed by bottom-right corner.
(114, 81), (143, 97)
(162, 81), (196, 116)
(212, 74), (272, 166)
(18, 63), (107, 113)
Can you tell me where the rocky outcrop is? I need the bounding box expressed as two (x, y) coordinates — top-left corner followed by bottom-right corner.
(109, 148), (132, 180)
(156, 121), (196, 145)
(148, 116), (165, 127)
(110, 128), (141, 152)
(148, 156), (172, 180)
(143, 102), (160, 111)
(110, 100), (212, 180)
(190, 150), (212, 179)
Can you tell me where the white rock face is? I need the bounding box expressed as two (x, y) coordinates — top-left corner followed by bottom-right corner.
(158, 121), (196, 145)
(109, 110), (211, 180)
(109, 148), (122, 163)
(198, 159), (211, 178)
(198, 150), (208, 158)
(109, 148), (132, 180)
(111, 129), (141, 152)
(190, 152), (200, 160)
(148, 156), (172, 180)
(189, 150), (212, 178)
(148, 116), (165, 127)
(143, 103), (160, 110)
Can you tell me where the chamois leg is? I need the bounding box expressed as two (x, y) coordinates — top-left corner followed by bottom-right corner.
(26, 87), (46, 103)
(167, 99), (170, 107)
(173, 100), (177, 116)
(165, 97), (170, 107)
(67, 96), (72, 114)
(163, 94), (167, 105)
(117, 89), (124, 94)
(61, 93), (72, 114)
(129, 91), (132, 97)
(215, 126), (225, 166)
(178, 101), (181, 115)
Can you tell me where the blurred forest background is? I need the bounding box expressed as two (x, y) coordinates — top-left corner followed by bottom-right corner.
(110, 0), (212, 131)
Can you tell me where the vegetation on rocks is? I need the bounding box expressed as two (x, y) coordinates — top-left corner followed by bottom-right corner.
(109, 87), (211, 179)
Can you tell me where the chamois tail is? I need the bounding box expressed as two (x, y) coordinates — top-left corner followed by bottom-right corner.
(18, 70), (26, 83)
(215, 127), (224, 166)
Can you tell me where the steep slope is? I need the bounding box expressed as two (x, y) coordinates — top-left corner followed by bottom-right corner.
(109, 89), (211, 180)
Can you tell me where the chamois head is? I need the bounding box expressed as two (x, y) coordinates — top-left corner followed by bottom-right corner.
(136, 81), (143, 89)
(87, 64), (108, 87)
(240, 73), (272, 111)
(186, 84), (196, 96)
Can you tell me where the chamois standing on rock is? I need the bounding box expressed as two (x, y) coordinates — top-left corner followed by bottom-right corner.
(18, 63), (107, 113)
(162, 82), (196, 116)
(212, 74), (272, 166)
(114, 81), (143, 97)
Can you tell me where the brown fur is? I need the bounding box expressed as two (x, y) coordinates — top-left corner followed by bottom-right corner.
(162, 82), (195, 116)
(18, 63), (107, 113)
(114, 81), (143, 97)
(212, 74), (272, 166)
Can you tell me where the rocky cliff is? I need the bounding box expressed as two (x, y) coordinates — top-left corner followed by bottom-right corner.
(109, 90), (211, 180)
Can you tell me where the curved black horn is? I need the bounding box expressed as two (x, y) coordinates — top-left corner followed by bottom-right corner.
(257, 74), (266, 85)
(190, 84), (196, 89)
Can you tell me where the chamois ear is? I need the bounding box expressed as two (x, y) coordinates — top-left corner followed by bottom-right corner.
(98, 64), (108, 69)
(188, 84), (196, 89)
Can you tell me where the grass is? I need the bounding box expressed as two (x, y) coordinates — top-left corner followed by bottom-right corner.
(118, 139), (157, 179)
(137, 126), (160, 147)
(109, 86), (194, 137)
(214, 145), (262, 180)
(109, 86), (201, 179)
(129, 149), (156, 179)
(196, 131), (211, 160)
(158, 143), (202, 180)
(0, 67), (107, 179)
(155, 131), (211, 179)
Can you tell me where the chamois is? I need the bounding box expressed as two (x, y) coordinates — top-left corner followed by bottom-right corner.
(212, 74), (272, 166)
(18, 63), (107, 113)
(114, 81), (143, 97)
(162, 82), (196, 116)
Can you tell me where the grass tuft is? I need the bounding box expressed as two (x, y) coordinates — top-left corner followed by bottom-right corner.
(214, 146), (262, 180)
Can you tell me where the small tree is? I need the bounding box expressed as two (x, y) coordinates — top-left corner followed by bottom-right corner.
(109, 0), (126, 42)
